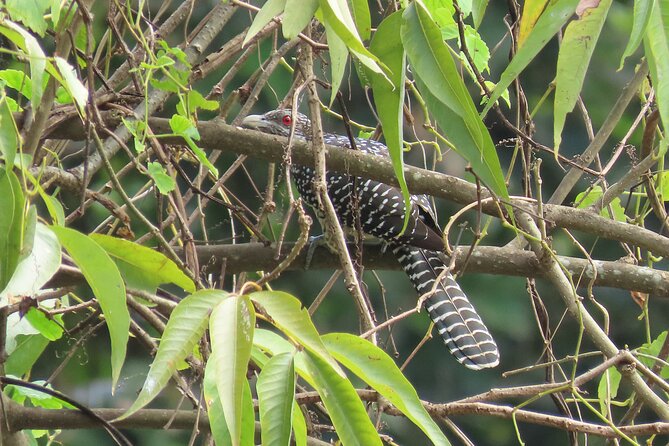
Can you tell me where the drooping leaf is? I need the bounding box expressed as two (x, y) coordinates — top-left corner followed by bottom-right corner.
(89, 233), (195, 293)
(49, 226), (129, 388)
(250, 291), (344, 376)
(645, 0), (669, 149)
(204, 360), (233, 446)
(349, 0), (371, 40)
(0, 169), (25, 292)
(121, 290), (225, 418)
(368, 11), (411, 232)
(402, 3), (509, 201)
(323, 333), (450, 446)
(638, 331), (669, 378)
(319, 0), (386, 77)
(553, 0), (611, 155)
(302, 350), (383, 446)
(210, 295), (256, 446)
(620, 0), (654, 69)
(597, 367), (622, 417)
(471, 0), (489, 28)
(0, 20), (46, 106)
(243, 0), (287, 46)
(257, 351), (295, 446)
(54, 57), (88, 114)
(482, 0), (580, 116)
(282, 0), (318, 39)
(518, 0), (550, 48)
(5, 334), (49, 377)
(321, 11), (348, 106)
(0, 92), (18, 169)
(240, 377), (256, 446)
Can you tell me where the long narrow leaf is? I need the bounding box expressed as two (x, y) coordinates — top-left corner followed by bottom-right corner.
(402, 3), (508, 200)
(121, 290), (226, 418)
(210, 295), (256, 446)
(482, 0), (579, 116)
(0, 169), (24, 291)
(620, 0), (654, 69)
(282, 0), (318, 39)
(645, 0), (669, 151)
(257, 351), (295, 446)
(553, 0), (612, 154)
(369, 11), (411, 231)
(322, 333), (450, 446)
(204, 360), (232, 446)
(243, 0), (287, 46)
(302, 350), (383, 446)
(49, 227), (129, 388)
(250, 291), (344, 376)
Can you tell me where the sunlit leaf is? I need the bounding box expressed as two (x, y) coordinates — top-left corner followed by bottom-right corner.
(645, 0), (669, 149)
(250, 291), (344, 376)
(5, 334), (49, 377)
(322, 13), (348, 105)
(210, 295), (256, 446)
(0, 20), (45, 128)
(4, 0), (49, 36)
(54, 57), (88, 114)
(49, 226), (129, 388)
(204, 360), (233, 446)
(24, 308), (63, 341)
(350, 0), (371, 40)
(121, 290), (225, 419)
(147, 161), (176, 195)
(518, 0), (549, 48)
(597, 367), (621, 417)
(0, 93), (18, 169)
(89, 234), (195, 293)
(0, 169), (25, 291)
(471, 0), (489, 28)
(553, 0), (611, 155)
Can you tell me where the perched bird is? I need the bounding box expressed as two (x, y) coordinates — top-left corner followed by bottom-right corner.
(242, 109), (499, 370)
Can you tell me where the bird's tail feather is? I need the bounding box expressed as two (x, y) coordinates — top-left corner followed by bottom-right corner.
(392, 245), (499, 370)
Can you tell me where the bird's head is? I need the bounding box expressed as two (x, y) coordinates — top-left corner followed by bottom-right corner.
(241, 109), (311, 138)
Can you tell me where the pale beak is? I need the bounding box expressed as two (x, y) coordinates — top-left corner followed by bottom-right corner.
(241, 114), (265, 130)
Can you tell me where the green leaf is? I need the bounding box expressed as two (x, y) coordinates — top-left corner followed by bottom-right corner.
(597, 367), (621, 418)
(169, 114), (200, 140)
(54, 57), (88, 114)
(0, 20), (46, 126)
(204, 360), (233, 446)
(253, 329), (314, 385)
(638, 331), (669, 378)
(645, 0), (669, 149)
(177, 90), (219, 116)
(244, 0), (287, 46)
(282, 0), (318, 40)
(322, 13), (348, 105)
(553, 0), (611, 155)
(24, 308), (63, 341)
(323, 333), (450, 445)
(368, 11), (411, 232)
(291, 400), (307, 446)
(240, 377), (256, 446)
(401, 3), (509, 201)
(4, 0), (50, 36)
(0, 169), (25, 291)
(319, 0), (386, 77)
(349, 0), (371, 40)
(257, 352), (295, 446)
(121, 290), (225, 419)
(482, 0), (579, 117)
(5, 334), (49, 377)
(518, 0), (550, 48)
(147, 161), (176, 194)
(49, 226), (129, 388)
(210, 295), (256, 446)
(0, 69), (33, 99)
(250, 291), (344, 376)
(89, 233), (195, 293)
(471, 0), (489, 28)
(302, 350), (383, 446)
(620, 0), (654, 69)
(574, 186), (626, 221)
(0, 92), (18, 169)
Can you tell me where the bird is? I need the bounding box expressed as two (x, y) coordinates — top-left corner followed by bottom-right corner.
(242, 109), (499, 370)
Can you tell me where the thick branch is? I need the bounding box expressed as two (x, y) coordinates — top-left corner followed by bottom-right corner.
(43, 116), (669, 260)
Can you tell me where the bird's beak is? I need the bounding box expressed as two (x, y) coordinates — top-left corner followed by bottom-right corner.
(241, 114), (264, 130)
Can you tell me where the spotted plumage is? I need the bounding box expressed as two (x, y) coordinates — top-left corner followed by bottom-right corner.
(242, 109), (499, 370)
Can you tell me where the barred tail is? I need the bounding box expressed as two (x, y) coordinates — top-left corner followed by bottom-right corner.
(392, 245), (500, 370)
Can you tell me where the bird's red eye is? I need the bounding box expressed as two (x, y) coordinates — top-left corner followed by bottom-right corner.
(282, 114), (292, 126)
